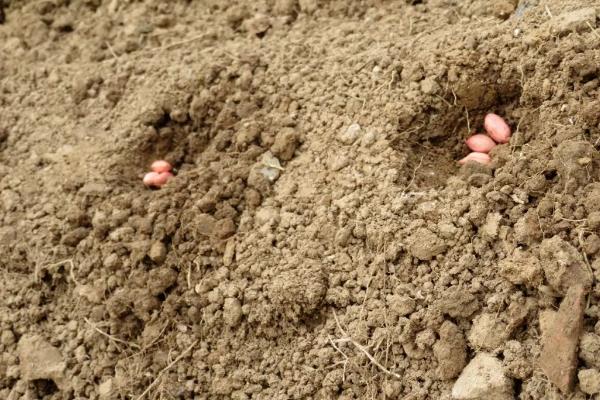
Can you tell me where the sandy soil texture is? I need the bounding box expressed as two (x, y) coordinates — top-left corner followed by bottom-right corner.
(2, 0), (600, 399)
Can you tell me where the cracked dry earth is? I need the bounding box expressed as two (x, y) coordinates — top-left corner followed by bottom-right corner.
(2, 0), (600, 399)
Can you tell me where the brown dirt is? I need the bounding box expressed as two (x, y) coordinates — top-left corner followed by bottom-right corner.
(1, 0), (600, 399)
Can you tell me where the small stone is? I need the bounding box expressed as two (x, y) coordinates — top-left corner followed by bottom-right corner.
(196, 213), (217, 237)
(223, 298), (242, 327)
(259, 151), (282, 182)
(18, 334), (66, 390)
(214, 218), (236, 239)
(539, 236), (592, 295)
(481, 212), (502, 240)
(148, 241), (167, 264)
(147, 268), (178, 296)
(271, 128), (299, 161)
(468, 313), (509, 351)
(1, 330), (15, 346)
(338, 123), (362, 145)
(387, 295), (416, 316)
(435, 288), (479, 318)
(539, 284), (586, 393)
(243, 13), (271, 36)
(579, 369), (600, 395)
(75, 284), (104, 304)
(408, 228), (447, 260)
(61, 227), (90, 246)
(580, 333), (600, 369)
(420, 77), (440, 94)
(98, 378), (114, 399)
(452, 353), (513, 400)
(499, 249), (543, 287)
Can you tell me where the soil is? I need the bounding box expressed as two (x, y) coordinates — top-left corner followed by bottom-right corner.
(1, 0), (600, 399)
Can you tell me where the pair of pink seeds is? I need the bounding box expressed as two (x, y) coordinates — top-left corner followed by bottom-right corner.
(143, 160), (174, 188)
(459, 113), (511, 165)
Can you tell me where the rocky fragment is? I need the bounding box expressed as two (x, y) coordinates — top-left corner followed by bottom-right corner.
(579, 369), (600, 395)
(580, 333), (600, 369)
(435, 288), (479, 318)
(98, 378), (115, 399)
(18, 334), (66, 390)
(546, 7), (597, 37)
(499, 249), (543, 287)
(539, 284), (586, 393)
(408, 228), (447, 260)
(271, 128), (299, 161)
(148, 241), (167, 263)
(480, 212), (501, 240)
(223, 298), (243, 327)
(338, 123), (362, 144)
(433, 321), (467, 380)
(539, 236), (592, 295)
(468, 313), (509, 351)
(503, 340), (533, 380)
(452, 352), (513, 400)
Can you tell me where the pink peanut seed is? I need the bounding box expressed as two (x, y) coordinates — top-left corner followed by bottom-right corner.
(465, 134), (496, 153)
(143, 172), (160, 187)
(484, 113), (511, 144)
(458, 152), (491, 165)
(154, 171), (174, 187)
(151, 160), (173, 173)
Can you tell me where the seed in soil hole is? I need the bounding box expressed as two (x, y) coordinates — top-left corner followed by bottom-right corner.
(151, 160), (173, 173)
(466, 134), (496, 153)
(154, 171), (173, 187)
(143, 172), (160, 187)
(143, 171), (173, 188)
(484, 113), (511, 143)
(458, 152), (491, 165)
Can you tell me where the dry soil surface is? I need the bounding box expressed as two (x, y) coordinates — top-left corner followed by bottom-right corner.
(2, 0), (600, 399)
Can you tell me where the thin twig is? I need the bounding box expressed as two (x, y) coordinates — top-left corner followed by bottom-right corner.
(401, 156), (424, 197)
(327, 335), (349, 382)
(161, 34), (206, 50)
(136, 340), (198, 400)
(37, 259), (79, 285)
(464, 107), (471, 134)
(332, 337), (401, 378)
(586, 21), (600, 39)
(84, 317), (140, 350)
(330, 310), (400, 378)
(106, 41), (119, 60)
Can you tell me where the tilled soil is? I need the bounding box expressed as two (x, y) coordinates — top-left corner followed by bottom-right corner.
(1, 0), (600, 399)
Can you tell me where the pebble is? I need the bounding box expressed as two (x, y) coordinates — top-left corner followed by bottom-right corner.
(148, 241), (167, 264)
(17, 334), (66, 390)
(452, 353), (513, 400)
(338, 123), (362, 144)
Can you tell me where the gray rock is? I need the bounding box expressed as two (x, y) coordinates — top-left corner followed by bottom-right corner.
(452, 353), (513, 400)
(18, 334), (66, 390)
